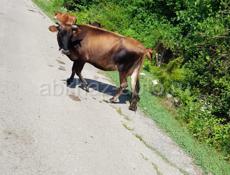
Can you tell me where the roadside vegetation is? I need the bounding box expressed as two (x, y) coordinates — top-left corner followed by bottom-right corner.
(33, 0), (230, 174)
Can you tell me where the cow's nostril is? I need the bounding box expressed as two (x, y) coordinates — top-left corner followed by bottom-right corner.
(62, 49), (70, 55)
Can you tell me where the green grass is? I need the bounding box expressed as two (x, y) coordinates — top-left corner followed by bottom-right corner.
(33, 0), (230, 174)
(32, 0), (53, 17)
(32, 0), (66, 18)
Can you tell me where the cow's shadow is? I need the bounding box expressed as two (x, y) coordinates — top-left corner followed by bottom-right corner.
(67, 78), (131, 104)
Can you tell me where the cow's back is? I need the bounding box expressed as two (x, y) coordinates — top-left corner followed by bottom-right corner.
(73, 25), (124, 69)
(70, 25), (146, 71)
(77, 25), (123, 54)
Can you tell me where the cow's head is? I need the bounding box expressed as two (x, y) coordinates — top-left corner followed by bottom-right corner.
(49, 23), (79, 55)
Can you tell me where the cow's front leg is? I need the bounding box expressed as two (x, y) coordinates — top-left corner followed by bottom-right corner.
(77, 73), (89, 92)
(75, 60), (89, 92)
(67, 61), (76, 86)
(110, 72), (128, 103)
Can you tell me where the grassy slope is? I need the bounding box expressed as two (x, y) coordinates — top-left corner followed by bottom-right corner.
(33, 0), (230, 174)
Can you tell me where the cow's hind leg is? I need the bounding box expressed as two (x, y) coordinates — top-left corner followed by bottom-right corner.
(67, 60), (88, 91)
(129, 66), (141, 111)
(110, 72), (128, 103)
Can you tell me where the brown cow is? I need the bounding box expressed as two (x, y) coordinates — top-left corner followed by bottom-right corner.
(49, 23), (152, 111)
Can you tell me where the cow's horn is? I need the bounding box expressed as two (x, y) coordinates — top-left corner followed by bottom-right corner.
(72, 25), (78, 30)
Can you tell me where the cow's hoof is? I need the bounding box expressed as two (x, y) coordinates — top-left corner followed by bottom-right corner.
(67, 78), (74, 86)
(85, 86), (89, 92)
(129, 105), (137, 111)
(80, 84), (89, 92)
(109, 97), (117, 103)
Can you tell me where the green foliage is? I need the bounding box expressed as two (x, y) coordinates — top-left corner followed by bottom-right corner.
(178, 97), (230, 158)
(144, 57), (186, 94)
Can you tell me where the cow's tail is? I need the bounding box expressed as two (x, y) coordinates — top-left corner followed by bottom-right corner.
(144, 48), (153, 61)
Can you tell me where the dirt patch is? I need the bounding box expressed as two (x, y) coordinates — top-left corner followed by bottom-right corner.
(2, 129), (34, 145)
(68, 94), (81, 102)
(56, 59), (65, 65)
(58, 66), (66, 71)
(27, 9), (37, 13)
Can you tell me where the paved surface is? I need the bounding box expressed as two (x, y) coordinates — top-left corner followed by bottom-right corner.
(0, 0), (203, 174)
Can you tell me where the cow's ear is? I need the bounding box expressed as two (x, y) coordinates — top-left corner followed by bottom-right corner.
(49, 25), (58, 32)
(54, 12), (62, 18)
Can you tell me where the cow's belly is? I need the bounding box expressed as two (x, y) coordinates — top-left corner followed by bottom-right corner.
(89, 61), (117, 71)
(85, 54), (117, 71)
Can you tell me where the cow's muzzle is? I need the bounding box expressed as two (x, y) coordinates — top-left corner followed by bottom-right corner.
(61, 49), (70, 55)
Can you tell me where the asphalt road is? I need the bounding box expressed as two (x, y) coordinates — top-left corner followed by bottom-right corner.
(0, 0), (203, 174)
